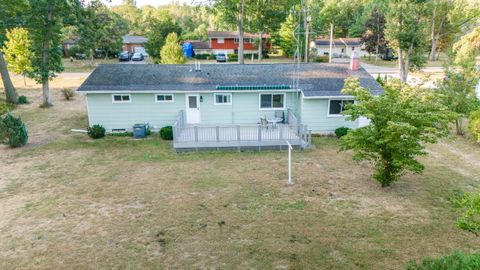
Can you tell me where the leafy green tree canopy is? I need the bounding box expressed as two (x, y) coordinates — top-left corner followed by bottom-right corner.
(144, 12), (182, 60)
(339, 77), (454, 186)
(1, 27), (33, 78)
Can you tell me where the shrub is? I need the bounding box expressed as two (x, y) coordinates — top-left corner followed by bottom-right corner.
(468, 109), (480, 142)
(405, 251), (480, 270)
(334, 127), (350, 138)
(0, 113), (28, 148)
(160, 126), (173, 140)
(0, 102), (14, 115)
(109, 131), (133, 137)
(227, 54), (238, 62)
(87, 124), (106, 139)
(18, 95), (28, 104)
(194, 53), (212, 60)
(452, 192), (480, 234)
(61, 88), (75, 100)
(313, 56), (329, 63)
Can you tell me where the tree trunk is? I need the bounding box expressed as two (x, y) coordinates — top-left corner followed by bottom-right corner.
(258, 31), (262, 62)
(41, 7), (53, 107)
(429, 1), (437, 61)
(328, 23), (334, 63)
(0, 51), (18, 104)
(455, 119), (464, 135)
(237, 0), (245, 65)
(398, 48), (407, 83)
(429, 36), (438, 61)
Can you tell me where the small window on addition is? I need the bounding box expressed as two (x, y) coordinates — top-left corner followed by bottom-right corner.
(155, 94), (174, 103)
(112, 94), (131, 103)
(329, 99), (353, 116)
(214, 93), (232, 105)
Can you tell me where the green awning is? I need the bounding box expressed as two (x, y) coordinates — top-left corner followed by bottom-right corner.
(216, 85), (292, 91)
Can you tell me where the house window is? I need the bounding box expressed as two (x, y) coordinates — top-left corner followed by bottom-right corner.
(328, 99), (354, 116)
(214, 93), (232, 105)
(259, 94), (285, 110)
(217, 38), (224, 44)
(112, 94), (131, 103)
(155, 94), (174, 103)
(234, 38), (252, 44)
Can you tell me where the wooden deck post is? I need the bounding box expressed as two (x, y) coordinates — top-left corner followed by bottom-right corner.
(237, 125), (241, 141)
(258, 125), (262, 141)
(216, 126), (220, 142)
(194, 126), (198, 142)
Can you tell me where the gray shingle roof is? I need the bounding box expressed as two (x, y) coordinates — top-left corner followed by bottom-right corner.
(77, 63), (383, 97)
(208, 31), (271, 39)
(122, 35), (148, 44)
(315, 38), (361, 47)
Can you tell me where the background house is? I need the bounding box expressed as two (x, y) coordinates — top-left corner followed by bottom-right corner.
(62, 37), (79, 57)
(185, 40), (212, 55)
(208, 31), (270, 55)
(311, 37), (368, 58)
(122, 35), (148, 54)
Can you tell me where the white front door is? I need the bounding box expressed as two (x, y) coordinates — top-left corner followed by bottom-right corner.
(186, 94), (200, 124)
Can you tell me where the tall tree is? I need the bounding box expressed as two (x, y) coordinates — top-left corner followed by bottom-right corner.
(245, 0), (293, 61)
(160, 32), (186, 64)
(385, 0), (429, 82)
(212, 0), (247, 64)
(436, 68), (479, 135)
(111, 0), (144, 35)
(428, 0), (479, 61)
(361, 8), (387, 60)
(339, 77), (454, 187)
(453, 26), (480, 70)
(1, 28), (33, 86)
(78, 0), (128, 59)
(144, 12), (182, 60)
(27, 0), (80, 107)
(0, 0), (28, 104)
(278, 13), (297, 57)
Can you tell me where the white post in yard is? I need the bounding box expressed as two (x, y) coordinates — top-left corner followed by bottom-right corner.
(287, 141), (293, 185)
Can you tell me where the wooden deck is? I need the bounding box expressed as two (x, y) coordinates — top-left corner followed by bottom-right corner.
(172, 110), (311, 152)
(174, 124), (307, 152)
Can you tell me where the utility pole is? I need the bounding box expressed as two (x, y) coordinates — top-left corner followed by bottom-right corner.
(328, 22), (334, 63)
(303, 1), (309, 63)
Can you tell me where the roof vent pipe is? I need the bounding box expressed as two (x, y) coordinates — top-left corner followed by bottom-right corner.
(350, 51), (360, 71)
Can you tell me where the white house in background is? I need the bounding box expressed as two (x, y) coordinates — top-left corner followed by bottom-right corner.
(310, 37), (369, 58)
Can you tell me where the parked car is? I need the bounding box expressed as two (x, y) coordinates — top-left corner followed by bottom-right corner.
(131, 52), (144, 61)
(216, 53), (228, 63)
(118, 52), (131, 62)
(75, 53), (87, 60)
(140, 51), (149, 58)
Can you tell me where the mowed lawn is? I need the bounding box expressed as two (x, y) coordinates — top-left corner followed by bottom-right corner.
(1, 77), (480, 269)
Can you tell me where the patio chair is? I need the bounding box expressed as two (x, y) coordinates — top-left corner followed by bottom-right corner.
(274, 111), (284, 123)
(260, 117), (271, 130)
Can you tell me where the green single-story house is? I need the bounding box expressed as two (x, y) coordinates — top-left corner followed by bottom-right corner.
(77, 62), (382, 151)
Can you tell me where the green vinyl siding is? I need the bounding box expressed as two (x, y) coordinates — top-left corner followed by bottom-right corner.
(197, 92), (299, 125)
(86, 92), (300, 130)
(301, 98), (358, 133)
(87, 93), (185, 131)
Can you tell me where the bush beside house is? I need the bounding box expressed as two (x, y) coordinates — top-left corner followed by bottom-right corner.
(87, 124), (106, 139)
(0, 113), (28, 148)
(160, 126), (173, 140)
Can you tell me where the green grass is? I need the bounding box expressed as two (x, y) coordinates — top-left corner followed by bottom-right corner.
(0, 87), (480, 269)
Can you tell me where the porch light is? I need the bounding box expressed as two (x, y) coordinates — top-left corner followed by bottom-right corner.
(200, 96), (203, 102)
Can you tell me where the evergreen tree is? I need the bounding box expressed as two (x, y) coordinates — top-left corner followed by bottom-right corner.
(279, 14), (296, 57)
(160, 33), (186, 64)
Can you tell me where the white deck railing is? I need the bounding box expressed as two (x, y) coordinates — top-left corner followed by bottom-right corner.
(172, 110), (311, 146)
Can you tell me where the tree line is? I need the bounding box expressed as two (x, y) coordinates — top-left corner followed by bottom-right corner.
(0, 0), (479, 108)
